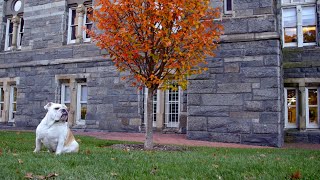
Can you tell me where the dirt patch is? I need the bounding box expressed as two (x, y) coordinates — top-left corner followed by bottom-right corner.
(111, 144), (188, 151)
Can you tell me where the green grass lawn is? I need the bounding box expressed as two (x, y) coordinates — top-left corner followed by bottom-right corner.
(0, 131), (320, 179)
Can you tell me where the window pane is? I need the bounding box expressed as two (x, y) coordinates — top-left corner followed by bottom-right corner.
(71, 9), (78, 25)
(0, 88), (3, 101)
(302, 6), (316, 26)
(226, 0), (232, 11)
(20, 18), (24, 33)
(9, 34), (13, 47)
(86, 8), (93, 23)
(283, 8), (296, 27)
(13, 87), (17, 101)
(71, 26), (78, 40)
(64, 86), (71, 102)
(86, 24), (93, 38)
(284, 27), (297, 43)
(287, 89), (297, 106)
(65, 103), (70, 110)
(81, 104), (87, 120)
(81, 85), (88, 102)
(303, 26), (316, 43)
(9, 21), (13, 33)
(13, 103), (16, 111)
(308, 89), (317, 105)
(309, 107), (318, 123)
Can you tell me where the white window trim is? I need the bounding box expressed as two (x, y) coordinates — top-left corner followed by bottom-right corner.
(165, 87), (181, 128)
(306, 87), (319, 128)
(8, 86), (16, 122)
(83, 7), (92, 43)
(5, 18), (23, 51)
(144, 88), (159, 127)
(282, 5), (317, 48)
(5, 19), (12, 51)
(67, 7), (77, 44)
(284, 88), (298, 129)
(76, 83), (87, 125)
(0, 86), (4, 122)
(224, 0), (233, 15)
(61, 84), (71, 107)
(281, 0), (316, 6)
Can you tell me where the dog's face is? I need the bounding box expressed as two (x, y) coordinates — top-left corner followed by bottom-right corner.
(44, 102), (68, 122)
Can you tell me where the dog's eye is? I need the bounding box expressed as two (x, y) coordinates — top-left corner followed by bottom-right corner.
(54, 107), (59, 110)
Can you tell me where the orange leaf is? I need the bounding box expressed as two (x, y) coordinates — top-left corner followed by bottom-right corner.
(290, 171), (302, 179)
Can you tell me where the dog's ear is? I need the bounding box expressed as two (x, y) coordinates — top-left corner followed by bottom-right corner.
(44, 102), (53, 110)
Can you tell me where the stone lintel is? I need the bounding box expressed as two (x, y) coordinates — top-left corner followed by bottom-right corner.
(221, 32), (279, 43)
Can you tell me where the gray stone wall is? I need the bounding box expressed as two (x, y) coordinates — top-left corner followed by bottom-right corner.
(0, 0), (141, 131)
(187, 0), (284, 147)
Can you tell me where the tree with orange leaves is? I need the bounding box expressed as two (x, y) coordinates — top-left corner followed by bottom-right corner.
(89, 0), (223, 149)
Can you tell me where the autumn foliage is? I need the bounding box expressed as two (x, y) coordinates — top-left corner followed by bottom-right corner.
(89, 0), (222, 149)
(89, 0), (222, 92)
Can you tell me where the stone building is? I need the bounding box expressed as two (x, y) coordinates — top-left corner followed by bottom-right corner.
(0, 0), (318, 147)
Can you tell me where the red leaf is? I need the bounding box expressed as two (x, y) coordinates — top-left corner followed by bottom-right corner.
(291, 171), (302, 179)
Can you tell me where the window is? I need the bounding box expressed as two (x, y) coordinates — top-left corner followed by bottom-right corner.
(306, 88), (319, 128)
(5, 17), (24, 51)
(165, 88), (180, 128)
(285, 88), (298, 128)
(224, 0), (233, 15)
(144, 88), (158, 127)
(68, 7), (78, 44)
(83, 6), (93, 42)
(9, 86), (17, 122)
(76, 83), (87, 125)
(282, 1), (316, 47)
(67, 2), (92, 44)
(0, 87), (4, 121)
(61, 84), (71, 109)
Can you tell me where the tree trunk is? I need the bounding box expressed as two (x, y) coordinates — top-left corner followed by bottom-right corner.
(144, 88), (154, 150)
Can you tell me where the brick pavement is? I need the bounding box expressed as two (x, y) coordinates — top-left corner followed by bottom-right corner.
(73, 131), (319, 150)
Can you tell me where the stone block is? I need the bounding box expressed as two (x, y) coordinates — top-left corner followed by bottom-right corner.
(188, 105), (230, 117)
(209, 133), (241, 143)
(188, 80), (216, 94)
(241, 67), (280, 78)
(241, 134), (281, 147)
(230, 111), (260, 119)
(187, 116), (207, 131)
(253, 88), (280, 100)
(201, 94), (243, 106)
(244, 101), (264, 111)
(252, 124), (279, 134)
(217, 83), (252, 93)
(187, 94), (201, 105)
(187, 131), (211, 141)
(224, 63), (240, 73)
(260, 112), (280, 124)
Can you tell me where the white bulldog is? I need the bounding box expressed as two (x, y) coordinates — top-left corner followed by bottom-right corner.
(34, 102), (79, 155)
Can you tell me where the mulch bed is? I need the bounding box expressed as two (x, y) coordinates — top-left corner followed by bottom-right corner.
(111, 144), (188, 151)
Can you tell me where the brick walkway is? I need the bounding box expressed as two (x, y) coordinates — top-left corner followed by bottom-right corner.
(74, 131), (320, 150)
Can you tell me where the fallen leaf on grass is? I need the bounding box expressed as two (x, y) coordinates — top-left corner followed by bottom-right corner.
(85, 149), (91, 155)
(260, 154), (266, 158)
(18, 159), (23, 164)
(290, 171), (302, 179)
(24, 173), (33, 179)
(16, 131), (21, 135)
(12, 153), (18, 156)
(0, 149), (2, 156)
(111, 158), (116, 161)
(111, 172), (118, 176)
(35, 175), (46, 180)
(212, 164), (219, 169)
(46, 173), (59, 178)
(76, 139), (82, 143)
(150, 167), (158, 175)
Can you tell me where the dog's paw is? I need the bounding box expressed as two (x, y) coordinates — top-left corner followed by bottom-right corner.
(33, 149), (39, 153)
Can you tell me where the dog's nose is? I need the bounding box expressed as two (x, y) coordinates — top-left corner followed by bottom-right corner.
(61, 109), (67, 112)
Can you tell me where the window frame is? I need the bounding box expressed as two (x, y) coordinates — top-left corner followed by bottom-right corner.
(67, 7), (78, 44)
(165, 87), (181, 128)
(0, 86), (4, 122)
(83, 5), (93, 43)
(8, 85), (17, 122)
(143, 88), (158, 127)
(61, 84), (71, 109)
(281, 2), (317, 47)
(224, 0), (233, 15)
(76, 83), (87, 125)
(284, 88), (299, 129)
(4, 17), (24, 51)
(306, 87), (319, 128)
